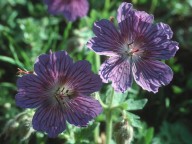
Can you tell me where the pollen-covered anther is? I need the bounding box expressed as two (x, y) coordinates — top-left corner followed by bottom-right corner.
(54, 86), (74, 104)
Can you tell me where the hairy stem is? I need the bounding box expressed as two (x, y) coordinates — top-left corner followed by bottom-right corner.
(94, 123), (99, 143)
(106, 89), (114, 144)
(95, 53), (100, 72)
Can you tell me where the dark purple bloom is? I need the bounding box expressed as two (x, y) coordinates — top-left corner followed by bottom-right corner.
(15, 51), (102, 137)
(44, 0), (89, 21)
(87, 2), (179, 93)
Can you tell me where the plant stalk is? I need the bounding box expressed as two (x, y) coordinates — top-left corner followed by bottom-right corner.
(106, 89), (114, 144)
(94, 123), (99, 143)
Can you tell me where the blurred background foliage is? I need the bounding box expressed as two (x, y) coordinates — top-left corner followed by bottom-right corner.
(0, 0), (192, 144)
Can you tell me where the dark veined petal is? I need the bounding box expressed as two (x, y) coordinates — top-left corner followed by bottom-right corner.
(117, 2), (153, 23)
(118, 12), (153, 45)
(44, 0), (89, 21)
(34, 51), (73, 83)
(142, 22), (179, 60)
(34, 53), (55, 84)
(132, 59), (173, 93)
(117, 2), (134, 22)
(54, 51), (73, 80)
(133, 11), (154, 24)
(66, 60), (102, 95)
(117, 3), (153, 45)
(153, 22), (173, 39)
(99, 57), (133, 92)
(64, 96), (102, 126)
(87, 19), (123, 56)
(32, 104), (66, 138)
(16, 74), (49, 108)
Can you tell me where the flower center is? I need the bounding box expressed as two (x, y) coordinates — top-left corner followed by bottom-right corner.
(121, 41), (144, 60)
(127, 48), (139, 56)
(54, 85), (74, 106)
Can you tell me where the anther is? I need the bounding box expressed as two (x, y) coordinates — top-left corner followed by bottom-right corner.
(61, 87), (65, 92)
(17, 68), (33, 76)
(109, 16), (114, 23)
(127, 41), (133, 46)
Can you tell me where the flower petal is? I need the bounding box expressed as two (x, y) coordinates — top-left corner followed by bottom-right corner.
(66, 60), (102, 95)
(142, 23), (179, 60)
(64, 96), (102, 126)
(132, 59), (173, 93)
(87, 19), (122, 56)
(32, 104), (66, 138)
(54, 51), (73, 80)
(117, 2), (153, 35)
(44, 0), (89, 21)
(16, 74), (48, 108)
(34, 51), (73, 83)
(117, 2), (154, 23)
(117, 2), (134, 23)
(99, 57), (133, 92)
(118, 11), (153, 42)
(134, 11), (154, 24)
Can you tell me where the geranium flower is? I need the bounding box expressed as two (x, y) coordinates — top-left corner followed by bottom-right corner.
(44, 0), (89, 21)
(87, 2), (179, 93)
(15, 51), (102, 137)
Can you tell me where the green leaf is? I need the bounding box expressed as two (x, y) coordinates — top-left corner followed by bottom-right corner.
(112, 91), (128, 107)
(144, 127), (154, 144)
(126, 112), (142, 128)
(74, 122), (98, 142)
(126, 99), (148, 110)
(153, 121), (192, 144)
(172, 85), (183, 94)
(0, 55), (24, 68)
(119, 102), (128, 109)
(0, 55), (16, 65)
(0, 82), (17, 90)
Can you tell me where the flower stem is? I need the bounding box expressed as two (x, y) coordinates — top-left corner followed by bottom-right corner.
(63, 22), (72, 41)
(95, 53), (101, 72)
(106, 110), (112, 144)
(94, 123), (99, 143)
(106, 88), (114, 144)
(96, 92), (108, 109)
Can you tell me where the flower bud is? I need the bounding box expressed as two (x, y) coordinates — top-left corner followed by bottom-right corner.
(0, 110), (34, 143)
(113, 119), (134, 144)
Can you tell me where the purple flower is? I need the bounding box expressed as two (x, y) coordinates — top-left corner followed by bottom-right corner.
(44, 0), (89, 21)
(87, 2), (179, 93)
(15, 51), (102, 137)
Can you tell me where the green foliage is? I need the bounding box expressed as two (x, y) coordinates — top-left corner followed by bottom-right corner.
(153, 122), (192, 144)
(125, 99), (148, 129)
(126, 99), (148, 111)
(74, 122), (98, 144)
(134, 122), (154, 144)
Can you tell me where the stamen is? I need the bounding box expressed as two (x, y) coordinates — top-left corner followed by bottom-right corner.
(17, 68), (33, 76)
(127, 41), (134, 46)
(109, 16), (114, 23)
(54, 85), (74, 107)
